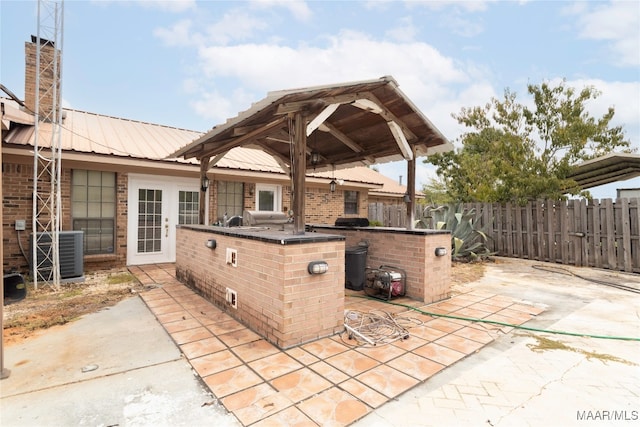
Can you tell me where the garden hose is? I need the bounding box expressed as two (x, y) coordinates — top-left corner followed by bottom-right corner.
(348, 295), (640, 342)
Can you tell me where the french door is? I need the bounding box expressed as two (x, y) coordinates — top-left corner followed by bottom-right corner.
(127, 175), (202, 265)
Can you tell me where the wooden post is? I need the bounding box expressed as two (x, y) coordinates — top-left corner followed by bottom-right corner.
(199, 157), (210, 225)
(405, 148), (416, 230)
(292, 113), (306, 235)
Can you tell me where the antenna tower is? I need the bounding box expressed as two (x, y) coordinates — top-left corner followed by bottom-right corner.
(32, 0), (64, 289)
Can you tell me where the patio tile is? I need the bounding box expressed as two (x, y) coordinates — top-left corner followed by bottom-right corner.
(297, 387), (370, 426)
(386, 352), (445, 381)
(252, 406), (318, 427)
(409, 325), (449, 341)
(270, 367), (332, 402)
(355, 365), (419, 399)
(309, 361), (350, 384)
(495, 308), (536, 324)
(425, 317), (468, 333)
(222, 383), (292, 426)
(217, 328), (262, 348)
(190, 349), (243, 378)
(391, 334), (428, 351)
(454, 326), (496, 344)
(339, 378), (388, 409)
(452, 306), (494, 319)
(149, 303), (183, 316)
(436, 333), (485, 354)
(169, 326), (211, 344)
(285, 347), (320, 366)
(249, 352), (304, 381)
(354, 342), (406, 363)
(203, 365), (264, 398)
(413, 342), (466, 366)
(207, 319), (247, 335)
(194, 311), (234, 326)
(163, 317), (203, 333)
(468, 301), (510, 314)
(508, 303), (545, 315)
(155, 310), (194, 324)
(301, 337), (349, 359)
(143, 296), (176, 308)
(180, 336), (226, 359)
(482, 295), (516, 308)
(325, 350), (380, 377)
(233, 339), (280, 363)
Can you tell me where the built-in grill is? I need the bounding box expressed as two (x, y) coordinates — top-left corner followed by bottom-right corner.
(334, 217), (370, 227)
(243, 210), (290, 229)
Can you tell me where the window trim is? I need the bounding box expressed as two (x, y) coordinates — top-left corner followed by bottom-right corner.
(255, 183), (282, 212)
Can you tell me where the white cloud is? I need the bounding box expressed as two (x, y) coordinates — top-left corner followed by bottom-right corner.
(250, 0), (312, 21)
(385, 16), (419, 42)
(567, 0), (640, 67)
(137, 0), (196, 13)
(153, 19), (200, 47)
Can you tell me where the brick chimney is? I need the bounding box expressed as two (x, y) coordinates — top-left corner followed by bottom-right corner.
(24, 36), (61, 121)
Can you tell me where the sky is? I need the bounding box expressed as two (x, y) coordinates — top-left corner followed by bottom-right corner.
(1, 0), (639, 198)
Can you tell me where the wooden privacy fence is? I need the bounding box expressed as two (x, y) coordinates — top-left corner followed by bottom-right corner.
(462, 198), (640, 273)
(369, 199), (640, 273)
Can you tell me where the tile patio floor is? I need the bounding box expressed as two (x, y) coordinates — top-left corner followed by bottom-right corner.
(128, 263), (544, 427)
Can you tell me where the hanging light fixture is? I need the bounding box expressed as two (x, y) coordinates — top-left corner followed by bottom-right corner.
(310, 151), (321, 166)
(330, 179), (337, 192)
(201, 176), (210, 192)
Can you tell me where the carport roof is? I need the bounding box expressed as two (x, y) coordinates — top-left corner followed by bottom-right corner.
(568, 153), (640, 189)
(169, 76), (452, 172)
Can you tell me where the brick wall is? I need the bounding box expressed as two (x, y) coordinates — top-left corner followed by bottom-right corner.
(312, 226), (451, 303)
(175, 226), (346, 349)
(2, 159), (128, 274)
(25, 41), (61, 120)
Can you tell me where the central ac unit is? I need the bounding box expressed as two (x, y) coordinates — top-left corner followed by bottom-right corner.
(30, 231), (84, 281)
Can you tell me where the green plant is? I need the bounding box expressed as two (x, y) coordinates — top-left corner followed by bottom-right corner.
(425, 204), (493, 260)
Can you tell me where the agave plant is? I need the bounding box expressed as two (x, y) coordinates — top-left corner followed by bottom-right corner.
(423, 203), (493, 260)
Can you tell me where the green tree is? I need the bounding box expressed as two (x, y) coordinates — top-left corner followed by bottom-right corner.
(427, 80), (632, 204)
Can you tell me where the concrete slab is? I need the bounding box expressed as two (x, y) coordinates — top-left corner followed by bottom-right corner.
(1, 297), (240, 427)
(353, 258), (640, 427)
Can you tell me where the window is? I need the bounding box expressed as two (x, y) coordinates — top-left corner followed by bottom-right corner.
(178, 190), (199, 225)
(256, 184), (281, 212)
(72, 170), (116, 254)
(344, 190), (359, 215)
(216, 181), (244, 223)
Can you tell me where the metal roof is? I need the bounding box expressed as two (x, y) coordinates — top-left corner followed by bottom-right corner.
(1, 97), (411, 195)
(568, 153), (640, 189)
(170, 76), (453, 172)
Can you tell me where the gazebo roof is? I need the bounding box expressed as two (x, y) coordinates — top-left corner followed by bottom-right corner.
(569, 153), (640, 189)
(170, 76), (452, 172)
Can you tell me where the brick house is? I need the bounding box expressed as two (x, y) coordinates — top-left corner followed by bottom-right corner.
(1, 39), (416, 277)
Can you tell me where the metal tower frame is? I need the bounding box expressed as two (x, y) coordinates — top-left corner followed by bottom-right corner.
(32, 0), (64, 290)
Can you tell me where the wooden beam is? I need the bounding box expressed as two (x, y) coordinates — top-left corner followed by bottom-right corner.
(199, 156), (210, 225)
(292, 112), (307, 235)
(359, 92), (417, 141)
(321, 121), (364, 153)
(306, 103), (340, 136)
(197, 116), (287, 160)
(275, 99), (326, 115)
(387, 120), (413, 161)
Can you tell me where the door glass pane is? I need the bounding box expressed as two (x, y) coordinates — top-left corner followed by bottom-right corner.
(137, 188), (163, 253)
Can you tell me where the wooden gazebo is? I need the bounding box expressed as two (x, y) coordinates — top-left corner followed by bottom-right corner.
(170, 76), (453, 233)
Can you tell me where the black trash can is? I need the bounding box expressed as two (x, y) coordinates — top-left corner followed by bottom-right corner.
(4, 273), (27, 305)
(345, 246), (368, 290)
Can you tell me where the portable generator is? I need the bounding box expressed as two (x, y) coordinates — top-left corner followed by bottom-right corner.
(364, 265), (407, 301)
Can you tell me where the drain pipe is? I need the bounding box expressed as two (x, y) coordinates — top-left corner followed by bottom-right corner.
(1, 119), (9, 379)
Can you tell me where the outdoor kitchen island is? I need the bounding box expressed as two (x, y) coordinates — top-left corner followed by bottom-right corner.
(175, 224), (451, 349)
